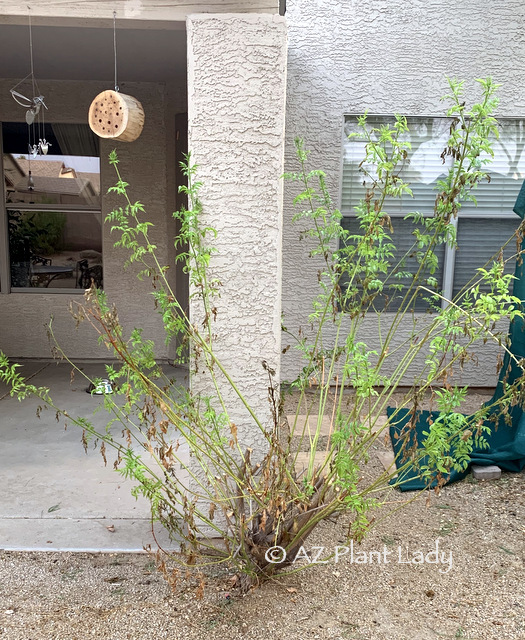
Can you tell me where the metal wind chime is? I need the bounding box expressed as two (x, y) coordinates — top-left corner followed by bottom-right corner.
(10, 11), (51, 190)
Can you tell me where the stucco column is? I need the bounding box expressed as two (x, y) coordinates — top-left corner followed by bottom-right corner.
(187, 13), (287, 453)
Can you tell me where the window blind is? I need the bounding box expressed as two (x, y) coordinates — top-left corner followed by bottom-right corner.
(342, 115), (525, 308)
(340, 216), (445, 311)
(453, 218), (518, 299)
(342, 116), (525, 219)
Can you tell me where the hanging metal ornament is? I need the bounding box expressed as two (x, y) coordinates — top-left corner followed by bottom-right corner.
(9, 10), (50, 180)
(39, 138), (50, 155)
(25, 108), (35, 125)
(28, 143), (39, 159)
(88, 11), (144, 143)
(12, 87), (46, 122)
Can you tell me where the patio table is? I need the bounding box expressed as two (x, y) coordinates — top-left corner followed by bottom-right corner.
(31, 264), (74, 287)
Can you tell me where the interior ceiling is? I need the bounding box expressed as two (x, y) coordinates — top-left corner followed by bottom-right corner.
(0, 24), (187, 84)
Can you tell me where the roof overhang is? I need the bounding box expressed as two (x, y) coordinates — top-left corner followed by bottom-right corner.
(0, 0), (280, 29)
(0, 23), (187, 83)
(0, 1), (282, 83)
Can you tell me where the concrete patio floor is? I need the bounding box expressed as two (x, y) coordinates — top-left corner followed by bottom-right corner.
(0, 360), (189, 552)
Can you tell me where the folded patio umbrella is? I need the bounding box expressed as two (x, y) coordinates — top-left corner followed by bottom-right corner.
(389, 180), (525, 491)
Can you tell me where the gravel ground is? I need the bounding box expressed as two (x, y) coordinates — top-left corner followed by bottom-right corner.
(1, 391), (524, 640)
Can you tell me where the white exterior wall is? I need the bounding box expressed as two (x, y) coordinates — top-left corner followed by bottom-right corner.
(282, 0), (525, 387)
(187, 13), (287, 445)
(0, 79), (184, 360)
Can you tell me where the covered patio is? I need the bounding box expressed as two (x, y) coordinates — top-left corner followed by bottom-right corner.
(0, 8), (188, 551)
(0, 1), (287, 551)
(0, 361), (187, 551)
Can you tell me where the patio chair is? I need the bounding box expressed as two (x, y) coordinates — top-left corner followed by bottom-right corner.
(77, 259), (103, 289)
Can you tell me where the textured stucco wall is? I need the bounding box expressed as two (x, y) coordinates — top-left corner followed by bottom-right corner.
(187, 13), (287, 445)
(0, 78), (186, 361)
(282, 0), (525, 387)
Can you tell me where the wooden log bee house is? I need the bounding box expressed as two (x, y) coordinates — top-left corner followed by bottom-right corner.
(88, 90), (144, 142)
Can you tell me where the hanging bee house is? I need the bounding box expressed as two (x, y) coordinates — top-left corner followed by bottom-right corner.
(88, 90), (144, 142)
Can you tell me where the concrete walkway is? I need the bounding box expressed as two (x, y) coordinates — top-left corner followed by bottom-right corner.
(0, 361), (188, 552)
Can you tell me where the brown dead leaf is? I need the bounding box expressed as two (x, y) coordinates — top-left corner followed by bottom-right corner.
(229, 423), (238, 449)
(195, 573), (205, 600)
(81, 430), (88, 454)
(106, 525), (115, 533)
(100, 441), (107, 466)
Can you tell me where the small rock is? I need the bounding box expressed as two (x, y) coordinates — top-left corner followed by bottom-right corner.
(471, 465), (502, 481)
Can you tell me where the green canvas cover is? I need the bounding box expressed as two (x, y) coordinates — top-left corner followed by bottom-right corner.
(389, 181), (525, 491)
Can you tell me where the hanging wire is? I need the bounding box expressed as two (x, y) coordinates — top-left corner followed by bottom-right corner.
(28, 8), (36, 97)
(113, 11), (119, 92)
(39, 94), (43, 142)
(27, 7), (33, 177)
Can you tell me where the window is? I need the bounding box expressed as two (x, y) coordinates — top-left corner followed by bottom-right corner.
(1, 122), (102, 292)
(341, 116), (523, 309)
